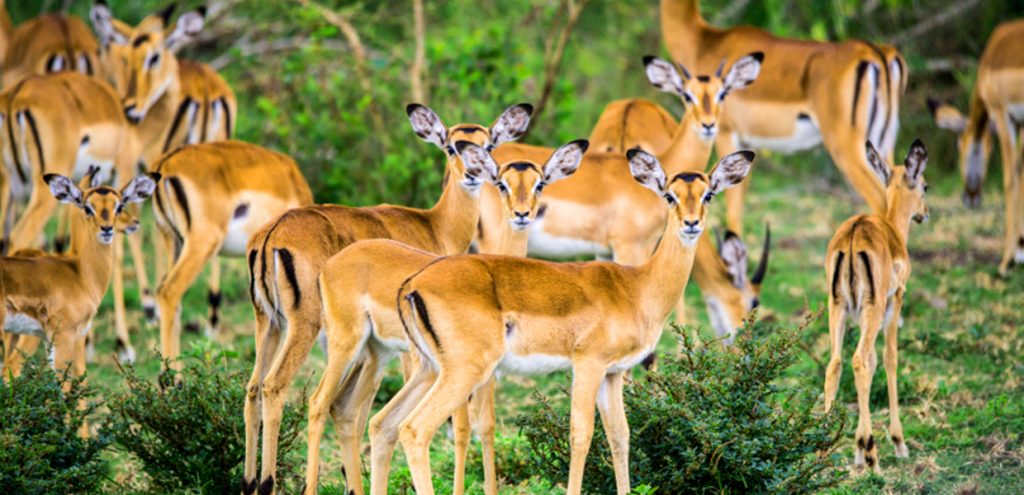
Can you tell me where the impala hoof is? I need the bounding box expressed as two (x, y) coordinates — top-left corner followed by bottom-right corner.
(894, 441), (909, 458)
(118, 346), (137, 364)
(143, 303), (158, 324)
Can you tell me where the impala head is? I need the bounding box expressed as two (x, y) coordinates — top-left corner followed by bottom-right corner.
(459, 139), (588, 230)
(708, 225), (771, 342)
(91, 1), (204, 124)
(407, 103), (533, 192)
(44, 170), (159, 244)
(866, 139), (930, 224)
(628, 148), (756, 246)
(928, 98), (991, 208)
(643, 52), (763, 141)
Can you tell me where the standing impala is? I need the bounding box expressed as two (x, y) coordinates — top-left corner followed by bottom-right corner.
(374, 148), (754, 495)
(824, 140), (929, 472)
(929, 20), (1024, 275)
(303, 139), (586, 495)
(661, 0), (906, 234)
(482, 52), (767, 341)
(91, 1), (238, 338)
(241, 103), (532, 495)
(0, 3), (101, 88)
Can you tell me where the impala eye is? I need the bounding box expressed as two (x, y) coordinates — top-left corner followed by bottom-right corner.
(84, 205), (96, 217)
(446, 145), (456, 156)
(535, 181), (546, 194)
(682, 92), (694, 104)
(923, 184), (930, 192)
(496, 182), (508, 193)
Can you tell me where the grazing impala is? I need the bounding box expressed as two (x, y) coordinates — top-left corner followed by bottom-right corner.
(241, 103), (532, 495)
(929, 20), (1024, 275)
(483, 52), (766, 341)
(661, 0), (906, 234)
(91, 1), (237, 336)
(374, 148), (754, 495)
(1, 170), (156, 381)
(824, 140), (929, 473)
(303, 139), (586, 495)
(150, 140), (312, 371)
(0, 3), (101, 88)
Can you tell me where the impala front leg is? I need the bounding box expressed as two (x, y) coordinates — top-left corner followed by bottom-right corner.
(597, 371), (631, 494)
(716, 129), (748, 234)
(369, 366), (437, 495)
(156, 235), (221, 367)
(110, 235), (136, 363)
(991, 108), (1020, 275)
(566, 361), (606, 495)
(451, 401), (472, 495)
(473, 376), (499, 495)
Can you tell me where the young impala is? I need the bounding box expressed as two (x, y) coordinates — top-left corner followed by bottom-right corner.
(242, 103), (533, 495)
(929, 19), (1024, 275)
(372, 149), (755, 495)
(303, 139), (586, 495)
(661, 0), (906, 234)
(483, 52), (767, 341)
(824, 140), (929, 472)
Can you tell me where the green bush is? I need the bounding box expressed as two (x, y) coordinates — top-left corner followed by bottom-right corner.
(103, 347), (307, 495)
(509, 319), (847, 494)
(0, 354), (109, 495)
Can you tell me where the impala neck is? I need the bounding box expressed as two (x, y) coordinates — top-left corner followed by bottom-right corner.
(884, 189), (914, 247)
(660, 0), (706, 67)
(66, 208), (115, 302)
(494, 221), (530, 257)
(428, 163), (482, 255)
(639, 213), (697, 320)
(658, 119), (715, 176)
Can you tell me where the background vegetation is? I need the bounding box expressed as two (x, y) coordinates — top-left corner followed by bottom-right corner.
(4, 0), (1024, 493)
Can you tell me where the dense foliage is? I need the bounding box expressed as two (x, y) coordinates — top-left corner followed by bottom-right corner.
(0, 355), (109, 495)
(103, 348), (307, 495)
(510, 320), (847, 494)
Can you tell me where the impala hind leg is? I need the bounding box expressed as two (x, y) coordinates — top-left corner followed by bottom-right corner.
(597, 372), (631, 495)
(566, 362), (607, 495)
(328, 352), (387, 495)
(992, 108), (1021, 275)
(884, 291), (908, 458)
(53, 207), (70, 252)
(823, 298), (847, 412)
(852, 304), (883, 473)
(452, 402), (472, 495)
(472, 376), (499, 495)
(111, 236), (136, 363)
(7, 183), (58, 250)
(369, 366), (437, 495)
(242, 310), (280, 495)
(819, 124), (887, 217)
(206, 258), (222, 337)
(156, 235), (221, 367)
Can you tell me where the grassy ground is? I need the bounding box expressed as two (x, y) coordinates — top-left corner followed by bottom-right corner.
(68, 126), (1024, 493)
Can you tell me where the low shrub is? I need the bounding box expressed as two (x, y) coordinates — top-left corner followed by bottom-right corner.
(0, 354), (109, 494)
(510, 318), (847, 494)
(103, 346), (307, 495)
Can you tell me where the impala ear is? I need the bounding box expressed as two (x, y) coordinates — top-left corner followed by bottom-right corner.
(706, 150), (755, 201)
(454, 141), (499, 184)
(407, 103), (448, 151)
(91, 0), (129, 46)
(904, 138), (928, 187)
(643, 56), (686, 97)
(719, 231), (748, 288)
(722, 52), (763, 93)
(928, 98), (968, 134)
(542, 139), (588, 184)
(120, 173), (160, 204)
(79, 165), (104, 190)
(164, 8), (206, 52)
(489, 103), (533, 147)
(45, 174), (85, 208)
(627, 147), (669, 199)
(865, 141), (891, 186)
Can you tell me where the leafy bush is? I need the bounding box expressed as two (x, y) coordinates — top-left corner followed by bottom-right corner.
(103, 347), (307, 495)
(509, 319), (847, 494)
(0, 354), (109, 495)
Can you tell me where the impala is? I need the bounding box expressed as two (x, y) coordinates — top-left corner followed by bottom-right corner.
(483, 52), (766, 341)
(0, 2), (101, 88)
(241, 103), (533, 495)
(303, 139), (586, 495)
(150, 140), (313, 372)
(824, 140), (929, 472)
(1, 170), (156, 383)
(375, 148), (753, 495)
(929, 19), (1024, 275)
(661, 0), (906, 234)
(91, 1), (238, 340)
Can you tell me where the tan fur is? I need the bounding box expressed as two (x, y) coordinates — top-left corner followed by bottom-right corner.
(930, 20), (1024, 275)
(1, 12), (100, 88)
(661, 0), (906, 232)
(372, 150), (754, 495)
(824, 141), (929, 472)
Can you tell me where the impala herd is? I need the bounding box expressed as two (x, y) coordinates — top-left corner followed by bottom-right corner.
(0, 1), (1019, 494)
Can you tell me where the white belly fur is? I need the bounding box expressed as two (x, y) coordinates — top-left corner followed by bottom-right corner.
(498, 352), (572, 375)
(607, 342), (658, 374)
(3, 312), (45, 338)
(738, 117), (822, 154)
(527, 216), (612, 259)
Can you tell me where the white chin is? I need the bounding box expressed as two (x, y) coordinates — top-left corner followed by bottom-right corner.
(509, 222), (530, 231)
(97, 235), (114, 244)
(679, 232), (701, 246)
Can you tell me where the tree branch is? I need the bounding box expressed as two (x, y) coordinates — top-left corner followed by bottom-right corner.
(886, 0), (982, 46)
(531, 0), (591, 128)
(410, 0), (427, 103)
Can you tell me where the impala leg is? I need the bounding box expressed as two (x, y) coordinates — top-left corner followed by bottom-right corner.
(819, 121), (887, 216)
(242, 309), (279, 495)
(206, 257), (222, 337)
(473, 376), (498, 495)
(716, 130), (747, 234)
(884, 291), (908, 458)
(111, 235), (136, 363)
(991, 109), (1020, 275)
(125, 223), (151, 329)
(149, 226), (176, 324)
(7, 181), (57, 250)
(156, 235), (220, 367)
(329, 351), (388, 495)
(1016, 126), (1024, 264)
(72, 327), (89, 437)
(0, 172), (11, 253)
(566, 362), (606, 495)
(852, 303), (883, 473)
(823, 297), (847, 413)
(6, 334), (41, 377)
(369, 366), (437, 495)
(259, 314), (320, 495)
(451, 401), (472, 495)
(597, 372), (631, 495)
(53, 207), (70, 252)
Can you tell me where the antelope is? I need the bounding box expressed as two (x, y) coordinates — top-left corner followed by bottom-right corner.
(1, 170), (156, 382)
(0, 3), (101, 88)
(482, 52), (767, 341)
(929, 19), (1024, 275)
(374, 148), (754, 495)
(150, 140), (312, 372)
(303, 139), (587, 495)
(824, 140), (929, 473)
(661, 0), (906, 234)
(90, 1), (238, 338)
(241, 103), (533, 495)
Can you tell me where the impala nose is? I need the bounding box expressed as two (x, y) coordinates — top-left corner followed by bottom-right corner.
(511, 210), (531, 229)
(97, 226), (115, 243)
(682, 219), (702, 237)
